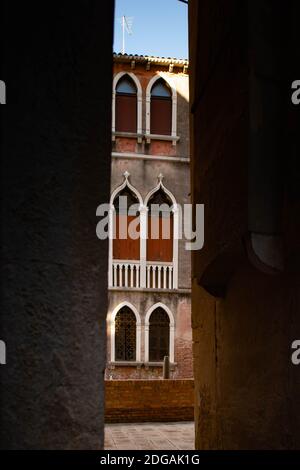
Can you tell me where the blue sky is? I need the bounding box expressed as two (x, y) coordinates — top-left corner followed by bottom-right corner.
(114, 0), (188, 59)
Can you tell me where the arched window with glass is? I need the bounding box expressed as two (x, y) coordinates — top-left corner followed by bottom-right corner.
(115, 75), (137, 133)
(115, 306), (137, 361)
(147, 187), (173, 263)
(148, 307), (170, 362)
(150, 79), (172, 135)
(113, 186), (140, 261)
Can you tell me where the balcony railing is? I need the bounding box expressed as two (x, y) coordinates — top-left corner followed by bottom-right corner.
(146, 262), (173, 289)
(110, 260), (175, 290)
(112, 261), (141, 288)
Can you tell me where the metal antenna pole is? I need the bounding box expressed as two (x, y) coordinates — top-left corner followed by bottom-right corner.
(122, 15), (125, 54)
(119, 15), (133, 54)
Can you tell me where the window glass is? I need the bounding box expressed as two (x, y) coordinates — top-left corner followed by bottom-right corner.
(115, 307), (136, 361)
(149, 307), (170, 362)
(151, 80), (171, 98)
(116, 77), (137, 94)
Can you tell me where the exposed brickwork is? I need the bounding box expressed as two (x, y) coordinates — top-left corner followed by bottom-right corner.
(105, 379), (194, 423)
(173, 338), (193, 379)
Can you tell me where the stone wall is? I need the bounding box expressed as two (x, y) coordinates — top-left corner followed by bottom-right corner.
(105, 379), (194, 423)
(189, 0), (300, 449)
(0, 1), (114, 449)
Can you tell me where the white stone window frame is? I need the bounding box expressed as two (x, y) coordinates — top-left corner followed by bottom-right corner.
(108, 172), (179, 290)
(110, 301), (142, 363)
(144, 175), (179, 289)
(145, 73), (178, 146)
(112, 71), (143, 142)
(144, 302), (175, 364)
(108, 172), (145, 288)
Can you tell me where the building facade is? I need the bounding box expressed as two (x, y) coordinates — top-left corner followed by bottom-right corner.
(106, 53), (192, 379)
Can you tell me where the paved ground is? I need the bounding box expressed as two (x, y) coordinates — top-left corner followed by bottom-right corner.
(105, 422), (195, 450)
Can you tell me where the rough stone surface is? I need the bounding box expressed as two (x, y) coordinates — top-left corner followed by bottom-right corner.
(189, 0), (300, 449)
(0, 2), (113, 449)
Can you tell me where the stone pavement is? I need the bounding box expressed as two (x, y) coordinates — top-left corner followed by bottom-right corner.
(105, 422), (194, 450)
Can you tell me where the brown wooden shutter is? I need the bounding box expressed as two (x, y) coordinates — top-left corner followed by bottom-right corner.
(150, 97), (172, 135)
(147, 215), (173, 262)
(113, 214), (140, 260)
(116, 94), (137, 133)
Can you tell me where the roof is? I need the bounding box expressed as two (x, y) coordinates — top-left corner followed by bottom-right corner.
(113, 53), (189, 68)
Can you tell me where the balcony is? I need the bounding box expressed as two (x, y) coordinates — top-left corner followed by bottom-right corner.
(110, 260), (176, 290)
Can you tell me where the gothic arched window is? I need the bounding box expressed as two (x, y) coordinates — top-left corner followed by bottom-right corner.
(147, 187), (173, 262)
(113, 186), (140, 261)
(150, 79), (172, 135)
(115, 306), (136, 361)
(116, 75), (137, 133)
(149, 307), (170, 362)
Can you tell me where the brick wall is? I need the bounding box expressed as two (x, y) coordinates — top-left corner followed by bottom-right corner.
(105, 379), (194, 423)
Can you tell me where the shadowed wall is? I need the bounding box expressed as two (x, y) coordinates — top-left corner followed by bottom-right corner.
(0, 1), (114, 449)
(189, 0), (300, 449)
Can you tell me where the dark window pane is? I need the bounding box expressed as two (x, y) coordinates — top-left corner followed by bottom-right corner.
(114, 187), (139, 214)
(149, 308), (170, 362)
(115, 307), (136, 361)
(148, 187), (172, 210)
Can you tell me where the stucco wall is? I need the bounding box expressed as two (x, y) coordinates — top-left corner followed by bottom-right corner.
(113, 62), (189, 159)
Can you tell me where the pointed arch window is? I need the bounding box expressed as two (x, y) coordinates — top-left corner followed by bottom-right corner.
(115, 306), (136, 361)
(113, 186), (140, 261)
(115, 75), (137, 133)
(109, 173), (178, 290)
(147, 187), (173, 262)
(150, 79), (172, 135)
(149, 307), (170, 362)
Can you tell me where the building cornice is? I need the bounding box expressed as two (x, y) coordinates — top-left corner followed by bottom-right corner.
(113, 53), (189, 73)
(112, 151), (190, 163)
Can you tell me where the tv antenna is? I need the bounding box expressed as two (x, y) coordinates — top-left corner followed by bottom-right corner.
(119, 15), (133, 54)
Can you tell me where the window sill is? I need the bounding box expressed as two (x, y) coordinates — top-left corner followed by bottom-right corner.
(145, 134), (180, 146)
(108, 361), (143, 369)
(111, 131), (180, 146)
(112, 131), (143, 143)
(107, 361), (177, 370)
